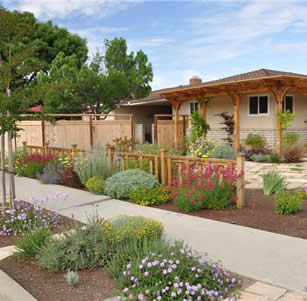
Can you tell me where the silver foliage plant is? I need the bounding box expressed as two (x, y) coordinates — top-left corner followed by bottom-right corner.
(65, 270), (79, 287)
(73, 148), (120, 185)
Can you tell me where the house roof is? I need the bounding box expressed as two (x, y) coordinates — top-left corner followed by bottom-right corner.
(125, 68), (307, 105)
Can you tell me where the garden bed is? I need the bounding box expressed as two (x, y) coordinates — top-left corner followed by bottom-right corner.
(0, 256), (117, 301)
(157, 188), (307, 240)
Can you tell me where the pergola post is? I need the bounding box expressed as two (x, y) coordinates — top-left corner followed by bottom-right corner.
(268, 84), (293, 154)
(199, 101), (207, 122)
(173, 102), (181, 149)
(230, 93), (241, 152)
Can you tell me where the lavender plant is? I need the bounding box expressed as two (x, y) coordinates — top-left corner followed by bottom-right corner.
(36, 162), (64, 184)
(0, 197), (62, 236)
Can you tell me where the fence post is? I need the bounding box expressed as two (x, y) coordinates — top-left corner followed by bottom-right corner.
(89, 115), (93, 148)
(108, 146), (115, 163)
(160, 149), (168, 185)
(130, 115), (134, 151)
(44, 142), (49, 155)
(71, 144), (78, 158)
(236, 152), (245, 208)
(154, 115), (158, 144)
(22, 141), (27, 152)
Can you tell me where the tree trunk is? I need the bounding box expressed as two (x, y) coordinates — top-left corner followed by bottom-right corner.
(7, 129), (15, 208)
(1, 134), (6, 208)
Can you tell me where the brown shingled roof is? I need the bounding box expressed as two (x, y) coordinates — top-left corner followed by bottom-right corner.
(125, 68), (307, 104)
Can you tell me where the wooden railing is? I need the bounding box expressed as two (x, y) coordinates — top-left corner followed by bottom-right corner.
(22, 142), (245, 208)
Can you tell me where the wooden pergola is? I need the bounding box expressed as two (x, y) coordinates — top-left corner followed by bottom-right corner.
(160, 72), (307, 154)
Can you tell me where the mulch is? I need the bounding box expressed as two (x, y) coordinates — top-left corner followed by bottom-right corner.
(0, 256), (118, 301)
(157, 188), (307, 240)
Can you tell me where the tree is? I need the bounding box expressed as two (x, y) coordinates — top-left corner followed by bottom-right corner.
(0, 7), (50, 207)
(42, 38), (153, 114)
(0, 7), (88, 86)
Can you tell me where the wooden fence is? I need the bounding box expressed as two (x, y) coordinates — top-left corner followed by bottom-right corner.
(16, 114), (134, 151)
(23, 142), (245, 208)
(154, 114), (189, 148)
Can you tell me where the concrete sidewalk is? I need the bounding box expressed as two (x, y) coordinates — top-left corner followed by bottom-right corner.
(4, 175), (307, 294)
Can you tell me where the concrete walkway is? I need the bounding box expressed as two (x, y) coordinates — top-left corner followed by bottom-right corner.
(2, 175), (307, 296)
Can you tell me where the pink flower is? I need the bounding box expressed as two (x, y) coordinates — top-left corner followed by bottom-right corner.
(190, 200), (196, 204)
(172, 192), (178, 199)
(197, 194), (202, 201)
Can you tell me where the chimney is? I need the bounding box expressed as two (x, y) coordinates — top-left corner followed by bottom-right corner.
(189, 76), (202, 85)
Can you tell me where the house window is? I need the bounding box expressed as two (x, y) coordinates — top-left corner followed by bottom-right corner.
(283, 95), (294, 113)
(190, 101), (199, 113)
(248, 95), (269, 115)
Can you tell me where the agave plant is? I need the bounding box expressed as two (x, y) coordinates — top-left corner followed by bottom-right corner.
(261, 170), (288, 196)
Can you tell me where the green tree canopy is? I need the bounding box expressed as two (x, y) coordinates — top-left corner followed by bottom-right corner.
(41, 38), (153, 114)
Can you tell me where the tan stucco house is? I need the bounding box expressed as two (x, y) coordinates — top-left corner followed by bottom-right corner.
(115, 69), (307, 152)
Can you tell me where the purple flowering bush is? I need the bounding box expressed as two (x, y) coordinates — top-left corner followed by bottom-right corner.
(109, 240), (240, 301)
(0, 198), (62, 236)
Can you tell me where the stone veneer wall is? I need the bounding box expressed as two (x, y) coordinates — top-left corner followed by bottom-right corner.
(205, 128), (307, 149)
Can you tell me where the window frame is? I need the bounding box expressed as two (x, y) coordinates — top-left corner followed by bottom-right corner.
(190, 101), (199, 114)
(282, 94), (295, 113)
(248, 94), (270, 116)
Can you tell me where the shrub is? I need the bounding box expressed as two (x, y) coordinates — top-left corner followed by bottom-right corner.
(275, 190), (303, 215)
(210, 144), (236, 160)
(38, 218), (113, 271)
(14, 229), (52, 259)
(36, 162), (64, 184)
(190, 109), (210, 142)
(0, 198), (62, 237)
(189, 137), (216, 158)
(85, 176), (104, 194)
(110, 239), (240, 301)
(262, 170), (287, 196)
(73, 149), (120, 186)
(283, 132), (300, 145)
(15, 152), (57, 178)
(241, 147), (270, 161)
(113, 137), (135, 152)
(250, 153), (268, 162)
(103, 169), (159, 199)
(282, 142), (305, 163)
(129, 186), (169, 206)
(65, 271), (79, 287)
(60, 167), (83, 189)
(244, 133), (266, 148)
(298, 187), (307, 200)
(268, 152), (281, 163)
(171, 164), (240, 212)
(102, 215), (164, 245)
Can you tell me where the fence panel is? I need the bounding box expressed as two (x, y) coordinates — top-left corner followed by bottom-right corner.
(157, 120), (188, 147)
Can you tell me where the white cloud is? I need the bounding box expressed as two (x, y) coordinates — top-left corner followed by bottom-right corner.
(13, 0), (143, 19)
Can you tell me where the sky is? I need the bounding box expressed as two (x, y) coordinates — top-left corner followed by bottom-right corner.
(3, 0), (307, 91)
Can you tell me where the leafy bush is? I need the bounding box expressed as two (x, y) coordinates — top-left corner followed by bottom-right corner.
(14, 229), (52, 258)
(190, 109), (210, 142)
(60, 167), (83, 189)
(103, 169), (159, 199)
(38, 218), (113, 271)
(275, 190), (303, 215)
(85, 176), (104, 194)
(113, 136), (135, 152)
(241, 147), (270, 161)
(129, 186), (169, 206)
(102, 215), (164, 245)
(268, 152), (281, 163)
(171, 164), (240, 212)
(244, 133), (266, 148)
(15, 152), (57, 178)
(282, 142), (305, 163)
(189, 137), (216, 158)
(262, 170), (287, 196)
(0, 198), (62, 237)
(73, 149), (120, 186)
(298, 187), (307, 200)
(210, 144), (236, 160)
(283, 132), (300, 145)
(250, 153), (268, 162)
(36, 162), (64, 184)
(109, 238), (240, 301)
